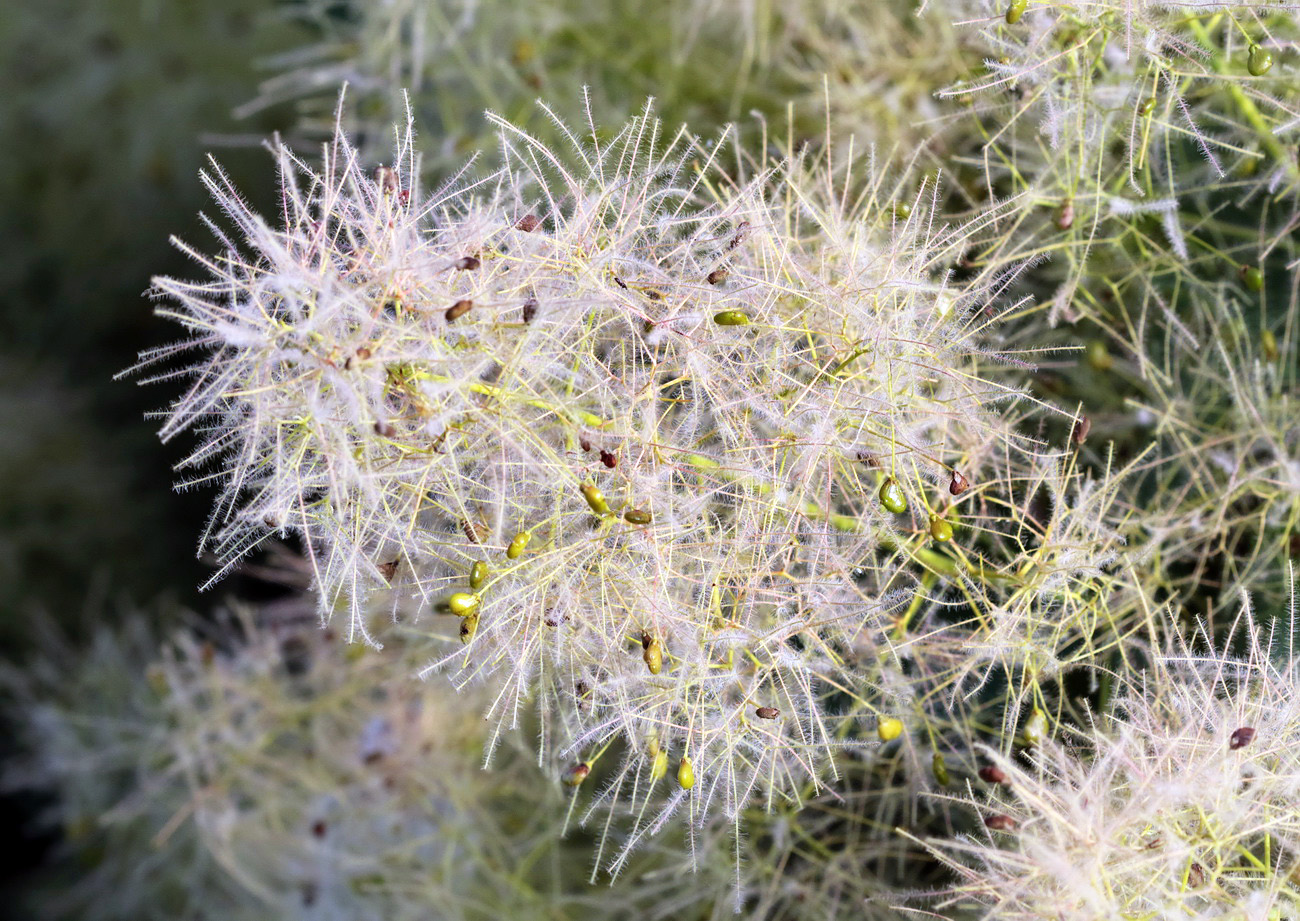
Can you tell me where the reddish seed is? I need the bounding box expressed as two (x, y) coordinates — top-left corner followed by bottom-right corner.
(355, 347), (372, 360)
(984, 814), (1017, 832)
(706, 268), (728, 285)
(562, 762), (591, 786)
(1057, 198), (1074, 231)
(446, 299), (473, 321)
(579, 435), (593, 452)
(515, 214), (541, 232)
(755, 706), (779, 720)
(949, 470), (970, 496)
(856, 450), (880, 468)
(311, 820), (327, 838)
(1230, 727), (1256, 750)
(1071, 415), (1091, 445)
(374, 421), (396, 437)
(522, 296), (539, 323)
(454, 256), (481, 271)
(979, 765), (1009, 785)
(376, 559), (399, 583)
(600, 449), (618, 468)
(613, 275), (628, 289)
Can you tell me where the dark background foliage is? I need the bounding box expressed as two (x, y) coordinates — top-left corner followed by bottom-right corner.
(0, 0), (308, 904)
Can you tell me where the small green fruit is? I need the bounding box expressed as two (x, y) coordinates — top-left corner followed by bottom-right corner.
(677, 756), (695, 790)
(929, 516), (953, 542)
(459, 610), (479, 643)
(447, 592), (479, 616)
(879, 478), (907, 514)
(581, 483), (611, 516)
(623, 507), (653, 525)
(1138, 96), (1156, 118)
(1086, 340), (1112, 372)
(932, 752), (951, 786)
(1020, 707), (1048, 747)
(1005, 0), (1027, 24)
(1241, 265), (1264, 293)
(650, 748), (669, 781)
(877, 717), (904, 742)
(641, 632), (663, 674)
(469, 561), (488, 590)
(1248, 44), (1273, 77)
(1261, 329), (1279, 361)
(713, 310), (750, 326)
(506, 531), (530, 559)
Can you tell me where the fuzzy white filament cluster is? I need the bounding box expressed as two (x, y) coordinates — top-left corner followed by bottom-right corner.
(139, 99), (1036, 856)
(926, 593), (1300, 919)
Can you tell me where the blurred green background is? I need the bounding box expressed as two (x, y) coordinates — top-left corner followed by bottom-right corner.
(0, 0), (315, 634)
(0, 0), (311, 898)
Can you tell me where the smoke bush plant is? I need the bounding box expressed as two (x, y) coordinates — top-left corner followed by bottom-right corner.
(2, 593), (976, 919)
(920, 580), (1300, 919)
(909, 0), (1300, 626)
(134, 94), (1068, 869)
(2, 605), (692, 921)
(10, 0), (1299, 917)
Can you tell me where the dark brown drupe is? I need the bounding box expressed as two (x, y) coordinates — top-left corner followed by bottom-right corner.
(1071, 415), (1091, 446)
(1229, 726), (1256, 750)
(978, 765), (1008, 785)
